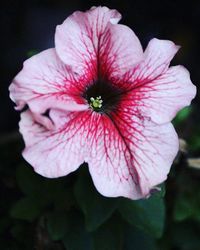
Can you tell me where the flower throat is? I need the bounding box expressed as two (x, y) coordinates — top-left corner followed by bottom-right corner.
(84, 80), (121, 113)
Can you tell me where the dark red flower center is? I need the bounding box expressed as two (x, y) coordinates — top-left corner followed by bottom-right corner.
(84, 80), (121, 113)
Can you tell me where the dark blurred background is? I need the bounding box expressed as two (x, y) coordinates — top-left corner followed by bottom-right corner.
(1, 1), (200, 250)
(1, 0), (199, 132)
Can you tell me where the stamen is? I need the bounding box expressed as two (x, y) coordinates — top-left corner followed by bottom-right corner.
(90, 96), (103, 109)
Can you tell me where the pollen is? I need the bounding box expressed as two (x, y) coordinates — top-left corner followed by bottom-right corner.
(90, 96), (103, 109)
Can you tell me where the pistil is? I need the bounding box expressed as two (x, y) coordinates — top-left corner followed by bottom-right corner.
(90, 96), (103, 110)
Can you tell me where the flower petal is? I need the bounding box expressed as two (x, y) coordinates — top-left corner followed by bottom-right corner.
(121, 65), (196, 124)
(20, 106), (178, 199)
(116, 38), (179, 87)
(20, 108), (142, 198)
(141, 65), (196, 123)
(55, 6), (121, 76)
(86, 113), (143, 199)
(9, 48), (88, 114)
(19, 110), (91, 177)
(110, 109), (179, 197)
(86, 110), (178, 199)
(99, 23), (143, 78)
(135, 38), (180, 80)
(113, 38), (196, 123)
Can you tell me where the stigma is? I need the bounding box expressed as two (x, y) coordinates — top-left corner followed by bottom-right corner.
(90, 96), (103, 110)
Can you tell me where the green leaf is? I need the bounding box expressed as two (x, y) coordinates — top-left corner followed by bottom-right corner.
(10, 197), (41, 222)
(62, 210), (94, 250)
(47, 212), (68, 241)
(74, 166), (119, 231)
(173, 106), (192, 126)
(42, 178), (75, 208)
(189, 135), (200, 151)
(173, 173), (200, 222)
(93, 215), (123, 250)
(52, 185), (75, 211)
(124, 224), (156, 250)
(119, 191), (165, 238)
(16, 165), (74, 209)
(173, 197), (193, 221)
(171, 221), (200, 250)
(16, 164), (44, 195)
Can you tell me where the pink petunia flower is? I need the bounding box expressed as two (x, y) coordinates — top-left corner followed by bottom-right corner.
(9, 6), (196, 199)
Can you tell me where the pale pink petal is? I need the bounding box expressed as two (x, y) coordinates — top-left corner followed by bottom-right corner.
(120, 65), (196, 124)
(115, 38), (179, 88)
(20, 108), (142, 198)
(19, 110), (90, 177)
(20, 104), (178, 199)
(113, 39), (196, 123)
(55, 6), (121, 76)
(114, 38), (180, 83)
(134, 65), (196, 123)
(32, 112), (54, 130)
(133, 122), (179, 196)
(99, 23), (143, 78)
(9, 48), (89, 114)
(86, 113), (143, 199)
(21, 107), (176, 199)
(86, 111), (178, 199)
(55, 6), (143, 79)
(134, 38), (180, 80)
(110, 108), (179, 197)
